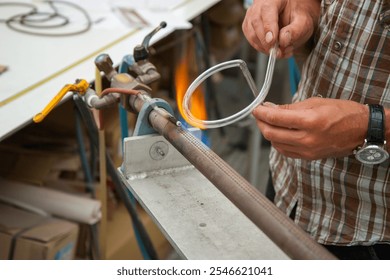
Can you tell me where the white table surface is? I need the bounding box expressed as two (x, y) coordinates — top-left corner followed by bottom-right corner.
(0, 0), (220, 141)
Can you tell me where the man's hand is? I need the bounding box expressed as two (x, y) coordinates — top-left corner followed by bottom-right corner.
(252, 98), (369, 160)
(242, 0), (321, 58)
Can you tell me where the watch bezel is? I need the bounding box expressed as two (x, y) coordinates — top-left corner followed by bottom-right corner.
(355, 143), (389, 165)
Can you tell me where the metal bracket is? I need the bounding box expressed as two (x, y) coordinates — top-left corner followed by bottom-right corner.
(133, 98), (174, 136)
(119, 133), (289, 259)
(121, 134), (193, 179)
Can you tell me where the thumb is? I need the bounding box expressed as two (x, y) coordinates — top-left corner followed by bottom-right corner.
(263, 101), (299, 110)
(268, 102), (298, 110)
(263, 101), (278, 108)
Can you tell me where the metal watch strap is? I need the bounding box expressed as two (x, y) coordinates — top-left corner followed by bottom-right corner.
(367, 104), (385, 144)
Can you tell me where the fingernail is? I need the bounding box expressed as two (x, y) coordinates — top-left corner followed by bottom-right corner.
(277, 48), (282, 58)
(265, 31), (273, 44)
(263, 101), (277, 107)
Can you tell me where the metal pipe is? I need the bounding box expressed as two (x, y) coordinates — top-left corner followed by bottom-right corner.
(130, 95), (336, 260)
(84, 88), (120, 109)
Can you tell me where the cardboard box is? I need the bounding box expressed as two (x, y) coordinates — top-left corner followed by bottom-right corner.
(0, 232), (12, 259)
(0, 203), (79, 260)
(106, 203), (173, 260)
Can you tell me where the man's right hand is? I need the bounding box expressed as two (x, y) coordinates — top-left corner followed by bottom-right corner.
(242, 0), (321, 58)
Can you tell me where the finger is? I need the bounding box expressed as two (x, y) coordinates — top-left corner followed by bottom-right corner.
(279, 16), (314, 49)
(278, 29), (292, 49)
(242, 16), (263, 51)
(255, 3), (280, 51)
(272, 141), (324, 160)
(253, 105), (313, 130)
(256, 119), (308, 145)
(267, 129), (321, 160)
(250, 17), (268, 52)
(279, 45), (294, 58)
(272, 144), (307, 159)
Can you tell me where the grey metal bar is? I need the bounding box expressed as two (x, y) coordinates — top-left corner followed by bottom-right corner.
(129, 95), (337, 260)
(120, 134), (289, 259)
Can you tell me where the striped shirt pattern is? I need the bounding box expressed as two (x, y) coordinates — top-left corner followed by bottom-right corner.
(270, 0), (390, 245)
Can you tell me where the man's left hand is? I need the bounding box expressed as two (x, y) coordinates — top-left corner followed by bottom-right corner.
(252, 97), (369, 160)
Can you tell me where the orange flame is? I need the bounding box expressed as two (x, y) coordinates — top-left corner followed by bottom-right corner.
(175, 50), (207, 129)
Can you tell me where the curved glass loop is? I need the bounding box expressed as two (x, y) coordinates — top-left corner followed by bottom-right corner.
(182, 46), (277, 129)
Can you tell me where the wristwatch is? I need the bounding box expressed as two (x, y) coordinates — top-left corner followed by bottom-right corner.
(355, 104), (389, 165)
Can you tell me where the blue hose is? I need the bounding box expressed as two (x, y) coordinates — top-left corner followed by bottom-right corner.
(288, 57), (301, 95)
(118, 55), (152, 259)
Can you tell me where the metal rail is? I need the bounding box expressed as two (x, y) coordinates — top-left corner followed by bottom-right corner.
(129, 94), (337, 260)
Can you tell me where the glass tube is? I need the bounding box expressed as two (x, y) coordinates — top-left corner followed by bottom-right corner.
(182, 47), (277, 129)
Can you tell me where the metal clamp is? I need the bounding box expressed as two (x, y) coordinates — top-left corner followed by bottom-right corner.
(133, 98), (175, 136)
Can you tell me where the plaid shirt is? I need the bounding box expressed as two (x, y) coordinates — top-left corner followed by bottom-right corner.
(270, 0), (390, 245)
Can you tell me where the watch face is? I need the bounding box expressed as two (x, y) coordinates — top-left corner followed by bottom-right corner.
(355, 145), (389, 165)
